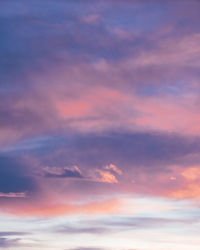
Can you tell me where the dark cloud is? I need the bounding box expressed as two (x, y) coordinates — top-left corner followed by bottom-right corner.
(0, 237), (19, 248)
(0, 155), (35, 194)
(0, 102), (43, 131)
(66, 248), (105, 250)
(40, 132), (200, 169)
(0, 231), (30, 248)
(1, 0), (199, 90)
(44, 167), (84, 179)
(57, 226), (107, 234)
(0, 232), (28, 236)
(0, 232), (28, 248)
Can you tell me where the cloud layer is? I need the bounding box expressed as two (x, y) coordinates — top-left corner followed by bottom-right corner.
(1, 1), (200, 249)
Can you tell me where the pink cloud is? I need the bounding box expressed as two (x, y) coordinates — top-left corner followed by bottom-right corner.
(82, 14), (101, 24)
(94, 169), (119, 184)
(26, 56), (200, 136)
(104, 164), (122, 175)
(1, 197), (123, 217)
(1, 162), (200, 217)
(168, 166), (200, 200)
(0, 192), (27, 198)
(2, 29), (200, 151)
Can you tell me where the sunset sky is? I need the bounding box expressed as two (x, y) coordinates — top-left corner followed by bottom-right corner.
(1, 1), (200, 249)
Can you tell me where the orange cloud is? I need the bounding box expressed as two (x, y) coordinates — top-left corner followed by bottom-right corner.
(170, 183), (200, 200)
(167, 166), (200, 200)
(104, 164), (122, 175)
(95, 170), (119, 184)
(2, 198), (123, 217)
(181, 167), (200, 181)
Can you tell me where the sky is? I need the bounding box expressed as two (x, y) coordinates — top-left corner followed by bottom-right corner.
(0, 0), (200, 249)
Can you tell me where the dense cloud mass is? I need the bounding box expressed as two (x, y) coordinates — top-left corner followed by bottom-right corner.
(0, 156), (35, 194)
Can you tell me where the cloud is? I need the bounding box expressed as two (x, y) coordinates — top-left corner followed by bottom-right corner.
(4, 198), (123, 217)
(94, 170), (119, 184)
(1, 131), (200, 216)
(82, 14), (101, 24)
(55, 216), (188, 236)
(67, 248), (105, 250)
(43, 166), (84, 179)
(169, 166), (200, 200)
(100, 216), (188, 229)
(1, 0), (200, 153)
(0, 231), (29, 248)
(0, 192), (26, 198)
(0, 232), (28, 237)
(44, 133), (200, 169)
(103, 164), (122, 175)
(57, 226), (107, 235)
(1, 0), (200, 220)
(90, 164), (122, 184)
(0, 155), (35, 194)
(0, 237), (19, 248)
